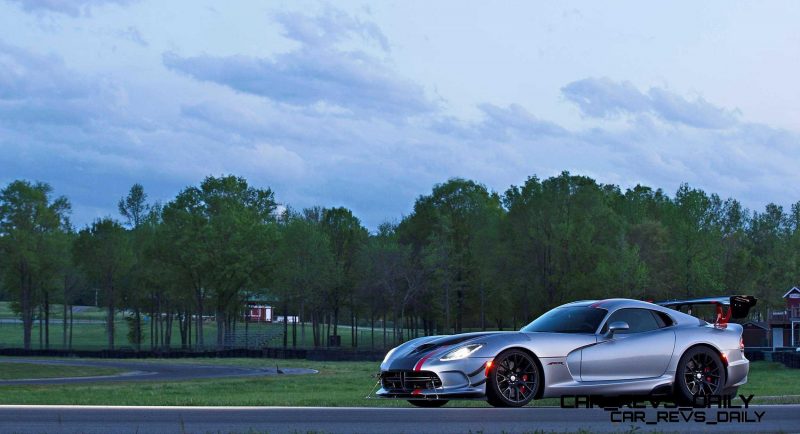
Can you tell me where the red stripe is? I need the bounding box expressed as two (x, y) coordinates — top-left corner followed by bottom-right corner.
(413, 353), (433, 371)
(413, 345), (450, 371)
(411, 389), (422, 396)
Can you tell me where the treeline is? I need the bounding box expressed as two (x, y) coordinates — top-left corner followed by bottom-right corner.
(0, 172), (797, 351)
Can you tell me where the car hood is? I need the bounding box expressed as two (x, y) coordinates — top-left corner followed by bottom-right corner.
(382, 331), (512, 370)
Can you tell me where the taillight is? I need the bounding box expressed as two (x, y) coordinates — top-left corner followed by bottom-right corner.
(739, 337), (745, 350)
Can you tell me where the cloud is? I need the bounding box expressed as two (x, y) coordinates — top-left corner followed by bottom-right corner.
(3, 7), (800, 231)
(0, 40), (128, 132)
(0, 41), (91, 100)
(562, 77), (739, 129)
(273, 7), (390, 52)
(162, 9), (434, 117)
(477, 103), (567, 138)
(0, 41), (310, 224)
(4, 0), (137, 17)
(646, 87), (739, 129)
(115, 26), (147, 47)
(431, 103), (567, 144)
(561, 78), (650, 118)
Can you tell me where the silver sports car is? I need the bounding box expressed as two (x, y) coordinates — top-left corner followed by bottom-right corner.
(376, 295), (756, 407)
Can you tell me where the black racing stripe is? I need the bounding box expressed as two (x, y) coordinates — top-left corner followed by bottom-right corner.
(387, 357), (418, 371)
(471, 378), (486, 387)
(468, 363), (487, 377)
(388, 332), (502, 371)
(430, 332), (500, 347)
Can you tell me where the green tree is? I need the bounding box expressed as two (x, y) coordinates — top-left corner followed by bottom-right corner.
(400, 178), (503, 333)
(0, 180), (71, 350)
(664, 185), (724, 298)
(73, 218), (133, 350)
(503, 173), (636, 324)
(320, 207), (368, 346)
(360, 223), (419, 345)
(118, 184), (153, 350)
(274, 212), (335, 348)
(118, 183), (150, 229)
(163, 175), (277, 349)
(748, 203), (791, 312)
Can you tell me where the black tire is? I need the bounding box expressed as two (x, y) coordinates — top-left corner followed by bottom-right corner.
(674, 346), (725, 405)
(486, 349), (540, 408)
(408, 399), (448, 408)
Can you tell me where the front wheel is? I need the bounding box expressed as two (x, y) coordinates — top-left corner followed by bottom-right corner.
(486, 349), (540, 407)
(674, 346), (725, 405)
(408, 399), (448, 408)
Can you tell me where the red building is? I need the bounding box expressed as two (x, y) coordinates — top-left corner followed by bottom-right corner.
(767, 287), (800, 348)
(245, 302), (273, 323)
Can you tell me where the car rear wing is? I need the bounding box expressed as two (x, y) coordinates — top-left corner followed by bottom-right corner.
(656, 295), (757, 327)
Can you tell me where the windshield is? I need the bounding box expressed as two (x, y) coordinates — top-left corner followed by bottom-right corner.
(520, 306), (608, 333)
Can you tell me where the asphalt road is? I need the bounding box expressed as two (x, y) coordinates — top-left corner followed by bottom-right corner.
(0, 358), (316, 384)
(0, 405), (795, 433)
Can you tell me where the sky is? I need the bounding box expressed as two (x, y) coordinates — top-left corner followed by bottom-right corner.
(1, 0), (799, 229)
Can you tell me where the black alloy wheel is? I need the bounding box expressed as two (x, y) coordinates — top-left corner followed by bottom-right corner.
(675, 346), (725, 405)
(486, 349), (540, 407)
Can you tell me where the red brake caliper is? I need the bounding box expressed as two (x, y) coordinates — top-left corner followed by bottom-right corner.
(520, 374), (528, 393)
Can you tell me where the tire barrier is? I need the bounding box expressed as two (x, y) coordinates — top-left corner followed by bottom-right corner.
(771, 351), (800, 369)
(0, 346), (386, 361)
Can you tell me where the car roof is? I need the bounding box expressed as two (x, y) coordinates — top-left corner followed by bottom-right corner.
(560, 298), (702, 325)
(561, 298), (657, 309)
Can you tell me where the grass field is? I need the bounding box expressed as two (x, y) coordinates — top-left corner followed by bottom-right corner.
(0, 303), (107, 321)
(737, 361), (800, 403)
(0, 358), (795, 406)
(0, 362), (125, 380)
(0, 301), (405, 350)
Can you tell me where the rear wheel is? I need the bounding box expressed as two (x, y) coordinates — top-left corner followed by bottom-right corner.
(408, 399), (448, 408)
(486, 349), (540, 407)
(674, 346), (725, 405)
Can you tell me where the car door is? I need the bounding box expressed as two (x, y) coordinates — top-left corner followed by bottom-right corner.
(579, 308), (675, 381)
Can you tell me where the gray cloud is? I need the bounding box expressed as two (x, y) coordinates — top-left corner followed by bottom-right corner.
(162, 9), (433, 117)
(561, 78), (650, 118)
(431, 103), (567, 144)
(562, 77), (739, 129)
(3, 8), (800, 230)
(273, 6), (390, 52)
(115, 26), (147, 47)
(646, 87), (739, 129)
(4, 0), (136, 17)
(0, 41), (91, 100)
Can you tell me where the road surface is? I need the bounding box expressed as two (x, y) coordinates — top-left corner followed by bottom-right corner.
(0, 405), (795, 433)
(0, 358), (315, 384)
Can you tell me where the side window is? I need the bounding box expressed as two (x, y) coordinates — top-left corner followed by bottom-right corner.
(603, 308), (660, 334)
(651, 310), (674, 328)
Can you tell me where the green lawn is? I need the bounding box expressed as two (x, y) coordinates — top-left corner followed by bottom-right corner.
(737, 361), (800, 403)
(0, 302), (108, 321)
(0, 362), (125, 380)
(0, 301), (406, 350)
(0, 358), (794, 407)
(0, 357), (409, 407)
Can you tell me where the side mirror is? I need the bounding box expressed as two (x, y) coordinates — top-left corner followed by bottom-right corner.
(605, 321), (629, 338)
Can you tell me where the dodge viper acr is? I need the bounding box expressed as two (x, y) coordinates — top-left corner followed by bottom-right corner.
(376, 296), (756, 407)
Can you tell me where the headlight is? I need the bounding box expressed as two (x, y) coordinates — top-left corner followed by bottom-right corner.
(382, 347), (398, 363)
(440, 344), (483, 361)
